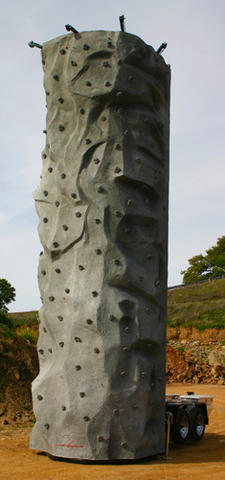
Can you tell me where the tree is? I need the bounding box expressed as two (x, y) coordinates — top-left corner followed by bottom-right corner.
(181, 236), (225, 284)
(0, 278), (16, 312)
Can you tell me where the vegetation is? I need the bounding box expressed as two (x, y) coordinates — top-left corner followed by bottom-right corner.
(168, 277), (225, 330)
(181, 235), (225, 284)
(0, 279), (16, 312)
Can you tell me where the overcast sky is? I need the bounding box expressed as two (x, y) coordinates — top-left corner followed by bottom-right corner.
(0, 0), (224, 312)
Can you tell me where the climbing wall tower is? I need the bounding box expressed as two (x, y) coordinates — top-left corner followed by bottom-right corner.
(30, 30), (170, 461)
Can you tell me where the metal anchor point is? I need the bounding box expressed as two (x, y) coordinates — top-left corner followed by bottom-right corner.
(119, 15), (126, 32)
(65, 24), (81, 39)
(28, 40), (42, 49)
(156, 42), (167, 54)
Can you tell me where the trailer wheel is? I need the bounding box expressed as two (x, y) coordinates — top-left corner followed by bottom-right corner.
(189, 407), (205, 441)
(172, 409), (190, 444)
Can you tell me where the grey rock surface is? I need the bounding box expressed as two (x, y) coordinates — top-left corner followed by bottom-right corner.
(30, 30), (170, 461)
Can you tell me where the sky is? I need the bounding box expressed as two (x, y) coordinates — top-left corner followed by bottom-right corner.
(0, 0), (224, 312)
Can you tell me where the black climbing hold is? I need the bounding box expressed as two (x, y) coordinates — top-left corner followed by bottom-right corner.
(80, 108), (85, 114)
(95, 218), (101, 224)
(113, 409), (119, 416)
(74, 337), (82, 343)
(41, 270), (46, 275)
(43, 190), (48, 196)
(97, 186), (105, 193)
(59, 342), (64, 348)
(94, 348), (100, 354)
(59, 125), (65, 131)
(94, 158), (100, 164)
(86, 81), (92, 87)
(75, 212), (82, 218)
(62, 225), (68, 231)
(65, 288), (70, 293)
(86, 319), (93, 325)
(71, 60), (77, 66)
(44, 424), (50, 430)
(80, 392), (85, 397)
(60, 48), (66, 55)
(114, 167), (121, 173)
(105, 81), (111, 87)
(48, 167), (53, 172)
(92, 291), (98, 297)
(98, 436), (104, 442)
(75, 365), (81, 370)
(95, 249), (102, 255)
(39, 349), (44, 355)
(43, 130), (47, 134)
(43, 217), (48, 223)
(124, 327), (129, 333)
(83, 44), (90, 50)
(83, 416), (90, 422)
(61, 173), (66, 179)
(78, 265), (85, 270)
(85, 138), (91, 143)
(37, 395), (43, 401)
(58, 97), (64, 103)
(55, 201), (60, 207)
(62, 405), (66, 410)
(53, 242), (59, 248)
(55, 268), (61, 273)
(48, 348), (53, 354)
(103, 61), (111, 67)
(57, 315), (63, 321)
(49, 296), (55, 301)
(42, 153), (47, 159)
(71, 193), (77, 198)
(114, 259), (120, 265)
(53, 74), (59, 81)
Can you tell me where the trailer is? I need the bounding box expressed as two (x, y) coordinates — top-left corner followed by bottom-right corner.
(165, 392), (213, 445)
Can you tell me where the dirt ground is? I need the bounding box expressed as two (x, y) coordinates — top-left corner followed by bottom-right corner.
(1, 384), (225, 480)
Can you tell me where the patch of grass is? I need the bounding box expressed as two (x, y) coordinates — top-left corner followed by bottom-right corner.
(7, 311), (38, 329)
(167, 279), (225, 330)
(17, 327), (38, 344)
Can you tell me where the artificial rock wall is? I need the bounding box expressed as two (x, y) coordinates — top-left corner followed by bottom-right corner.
(30, 30), (170, 461)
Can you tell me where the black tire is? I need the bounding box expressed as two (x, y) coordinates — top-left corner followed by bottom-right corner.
(188, 407), (205, 441)
(171, 409), (190, 444)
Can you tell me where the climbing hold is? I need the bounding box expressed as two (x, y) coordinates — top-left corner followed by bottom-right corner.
(78, 265), (85, 270)
(94, 348), (100, 353)
(71, 193), (77, 198)
(55, 201), (60, 207)
(53, 242), (59, 248)
(61, 173), (66, 179)
(62, 225), (68, 231)
(75, 212), (82, 217)
(114, 167), (121, 173)
(58, 125), (65, 131)
(43, 217), (48, 223)
(71, 60), (77, 66)
(92, 291), (98, 297)
(43, 190), (48, 197)
(41, 270), (46, 275)
(58, 97), (64, 103)
(60, 49), (66, 55)
(53, 74), (59, 81)
(49, 296), (55, 302)
(55, 268), (61, 273)
(75, 365), (81, 370)
(86, 319), (93, 325)
(48, 167), (53, 172)
(59, 342), (64, 348)
(57, 316), (63, 321)
(95, 249), (102, 255)
(74, 337), (82, 342)
(83, 416), (90, 422)
(37, 395), (43, 401)
(65, 288), (70, 293)
(80, 392), (85, 397)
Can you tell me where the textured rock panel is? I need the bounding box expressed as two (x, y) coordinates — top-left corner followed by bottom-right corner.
(30, 30), (170, 461)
